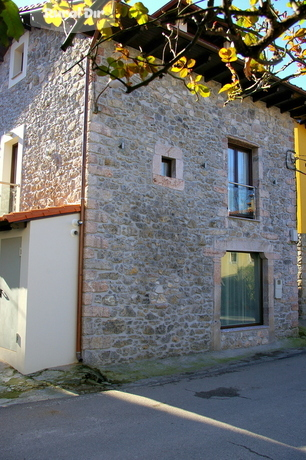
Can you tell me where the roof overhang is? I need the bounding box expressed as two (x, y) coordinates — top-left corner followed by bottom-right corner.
(0, 204), (81, 231)
(112, 3), (306, 124)
(12, 1), (306, 124)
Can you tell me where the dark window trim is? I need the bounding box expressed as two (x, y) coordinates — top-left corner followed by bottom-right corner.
(228, 144), (255, 220)
(161, 156), (176, 178)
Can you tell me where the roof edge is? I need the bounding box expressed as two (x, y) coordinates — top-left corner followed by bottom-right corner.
(0, 204), (81, 224)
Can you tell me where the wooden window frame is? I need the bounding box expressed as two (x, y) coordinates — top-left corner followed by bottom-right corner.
(228, 144), (256, 219)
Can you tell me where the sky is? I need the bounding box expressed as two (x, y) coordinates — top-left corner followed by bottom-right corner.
(14, 0), (305, 89)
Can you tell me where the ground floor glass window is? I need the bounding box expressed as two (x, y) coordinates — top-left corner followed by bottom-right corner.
(221, 251), (262, 328)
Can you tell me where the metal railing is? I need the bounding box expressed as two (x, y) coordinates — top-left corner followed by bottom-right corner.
(0, 181), (20, 216)
(228, 182), (256, 219)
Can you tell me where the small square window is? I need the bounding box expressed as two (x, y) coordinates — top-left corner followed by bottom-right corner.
(161, 157), (175, 178)
(152, 143), (184, 190)
(9, 32), (29, 88)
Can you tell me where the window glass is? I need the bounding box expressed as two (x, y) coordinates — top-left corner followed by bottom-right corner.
(221, 251), (262, 327)
(237, 149), (250, 185)
(161, 158), (171, 177)
(228, 145), (255, 219)
(228, 147), (235, 182)
(161, 157), (175, 178)
(12, 44), (24, 77)
(228, 146), (251, 185)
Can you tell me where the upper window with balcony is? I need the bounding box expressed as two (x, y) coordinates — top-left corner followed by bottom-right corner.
(228, 144), (256, 219)
(0, 126), (24, 216)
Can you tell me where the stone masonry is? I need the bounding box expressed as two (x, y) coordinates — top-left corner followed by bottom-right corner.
(0, 30), (299, 368)
(0, 29), (88, 209)
(81, 41), (298, 366)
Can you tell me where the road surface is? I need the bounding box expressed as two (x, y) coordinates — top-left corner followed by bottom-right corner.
(1, 352), (306, 459)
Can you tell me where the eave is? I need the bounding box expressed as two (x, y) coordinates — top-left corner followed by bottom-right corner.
(18, 1), (306, 124)
(0, 204), (81, 231)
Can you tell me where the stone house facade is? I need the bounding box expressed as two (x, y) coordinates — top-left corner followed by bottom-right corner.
(0, 3), (303, 372)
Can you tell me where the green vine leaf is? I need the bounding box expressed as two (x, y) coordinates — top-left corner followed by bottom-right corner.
(128, 2), (148, 25)
(0, 0), (24, 44)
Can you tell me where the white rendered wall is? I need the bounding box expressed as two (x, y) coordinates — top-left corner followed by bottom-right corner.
(0, 227), (28, 372)
(0, 213), (79, 374)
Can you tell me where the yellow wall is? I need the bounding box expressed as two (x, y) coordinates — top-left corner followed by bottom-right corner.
(295, 123), (306, 234)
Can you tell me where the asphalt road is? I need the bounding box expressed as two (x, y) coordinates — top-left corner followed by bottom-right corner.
(1, 352), (306, 460)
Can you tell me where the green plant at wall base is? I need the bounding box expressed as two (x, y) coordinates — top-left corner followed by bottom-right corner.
(0, 0), (23, 45)
(299, 326), (306, 338)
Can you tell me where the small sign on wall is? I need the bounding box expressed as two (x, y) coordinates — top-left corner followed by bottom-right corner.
(275, 279), (283, 299)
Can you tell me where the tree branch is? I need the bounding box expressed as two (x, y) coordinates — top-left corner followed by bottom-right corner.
(125, 15), (209, 93)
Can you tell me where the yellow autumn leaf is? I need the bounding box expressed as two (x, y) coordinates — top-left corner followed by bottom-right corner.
(84, 16), (94, 26)
(58, 1), (70, 8)
(249, 59), (266, 73)
(45, 14), (63, 26)
(219, 47), (237, 63)
(171, 56), (187, 72)
(219, 83), (236, 94)
(97, 17), (119, 30)
(96, 20), (113, 37)
(116, 3), (128, 18)
(243, 32), (257, 46)
(129, 2), (149, 25)
(294, 28), (306, 38)
(197, 85), (210, 97)
(187, 58), (196, 68)
(180, 68), (189, 78)
(186, 82), (196, 94)
(187, 80), (210, 97)
(103, 1), (115, 16)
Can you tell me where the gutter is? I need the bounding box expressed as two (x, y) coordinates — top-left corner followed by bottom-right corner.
(76, 54), (89, 362)
(76, 31), (99, 362)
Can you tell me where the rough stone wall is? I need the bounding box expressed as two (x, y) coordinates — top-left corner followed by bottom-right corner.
(221, 327), (270, 350)
(82, 43), (298, 366)
(0, 29), (88, 209)
(298, 234), (306, 321)
(0, 33), (299, 366)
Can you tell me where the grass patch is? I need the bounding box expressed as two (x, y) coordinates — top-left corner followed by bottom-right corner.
(299, 326), (306, 338)
(0, 390), (22, 399)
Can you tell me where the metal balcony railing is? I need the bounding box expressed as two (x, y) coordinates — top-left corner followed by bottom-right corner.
(0, 181), (20, 216)
(228, 182), (256, 219)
